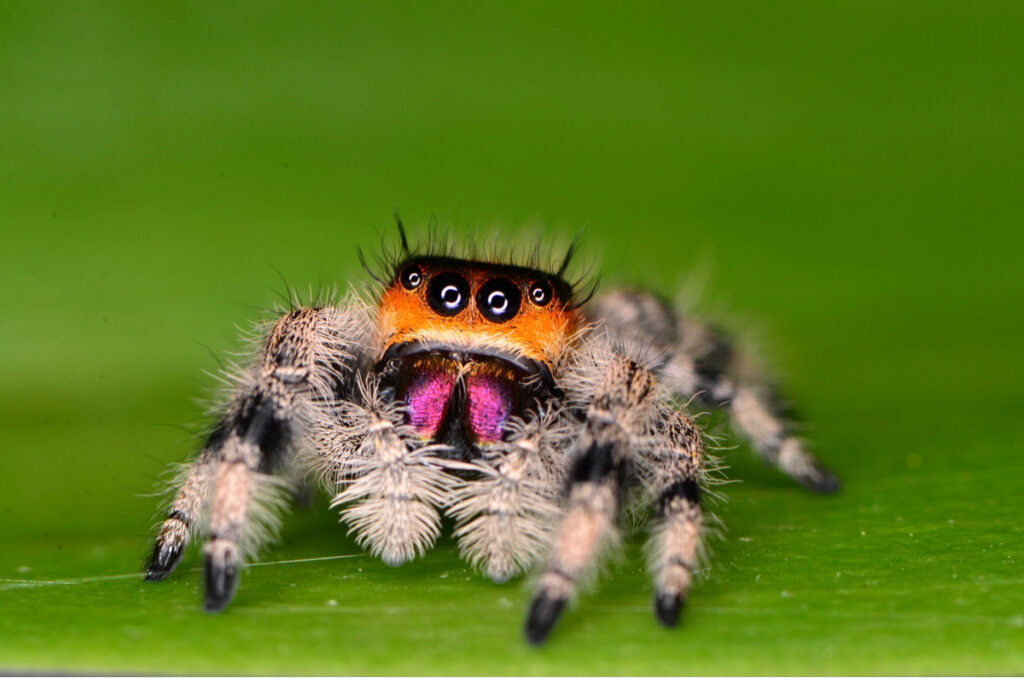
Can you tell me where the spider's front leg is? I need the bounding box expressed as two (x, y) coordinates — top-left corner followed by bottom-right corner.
(642, 407), (705, 628)
(315, 375), (458, 567)
(446, 408), (573, 583)
(525, 351), (659, 645)
(146, 301), (368, 611)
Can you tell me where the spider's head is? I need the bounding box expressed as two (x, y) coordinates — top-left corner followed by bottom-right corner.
(377, 256), (581, 375)
(375, 254), (585, 453)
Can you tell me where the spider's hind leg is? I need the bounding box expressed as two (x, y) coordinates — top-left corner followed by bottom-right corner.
(590, 289), (839, 493)
(726, 381), (839, 493)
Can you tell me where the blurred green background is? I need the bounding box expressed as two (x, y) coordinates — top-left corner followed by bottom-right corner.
(1, 1), (1021, 674)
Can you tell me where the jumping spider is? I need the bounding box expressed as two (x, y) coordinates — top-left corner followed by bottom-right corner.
(145, 225), (838, 644)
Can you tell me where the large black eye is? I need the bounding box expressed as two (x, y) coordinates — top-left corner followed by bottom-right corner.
(427, 272), (470, 316)
(476, 277), (522, 323)
(528, 279), (553, 307)
(400, 264), (423, 290)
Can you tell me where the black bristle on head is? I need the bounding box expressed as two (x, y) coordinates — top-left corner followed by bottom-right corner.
(556, 228), (585, 278)
(527, 238), (543, 269)
(395, 210), (411, 257)
(362, 219), (597, 308)
(357, 246), (386, 285)
(567, 272), (600, 311)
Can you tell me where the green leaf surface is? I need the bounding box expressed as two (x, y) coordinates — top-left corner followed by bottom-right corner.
(1, 1), (1022, 674)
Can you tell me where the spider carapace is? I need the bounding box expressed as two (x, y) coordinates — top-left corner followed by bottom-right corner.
(145, 228), (838, 645)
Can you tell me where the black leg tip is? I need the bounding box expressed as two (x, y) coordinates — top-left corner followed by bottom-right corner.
(144, 544), (183, 582)
(654, 592), (686, 628)
(203, 556), (239, 613)
(524, 594), (566, 646)
(144, 568), (170, 582)
(800, 467), (841, 494)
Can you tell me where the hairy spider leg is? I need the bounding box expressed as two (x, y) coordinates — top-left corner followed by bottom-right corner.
(147, 302), (367, 610)
(591, 290), (838, 493)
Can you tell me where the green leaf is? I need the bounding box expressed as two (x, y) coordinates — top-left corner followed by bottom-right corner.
(1, 1), (1022, 674)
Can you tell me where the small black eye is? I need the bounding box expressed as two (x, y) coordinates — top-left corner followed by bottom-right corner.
(427, 272), (470, 316)
(529, 279), (553, 307)
(400, 264), (423, 290)
(476, 277), (522, 323)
